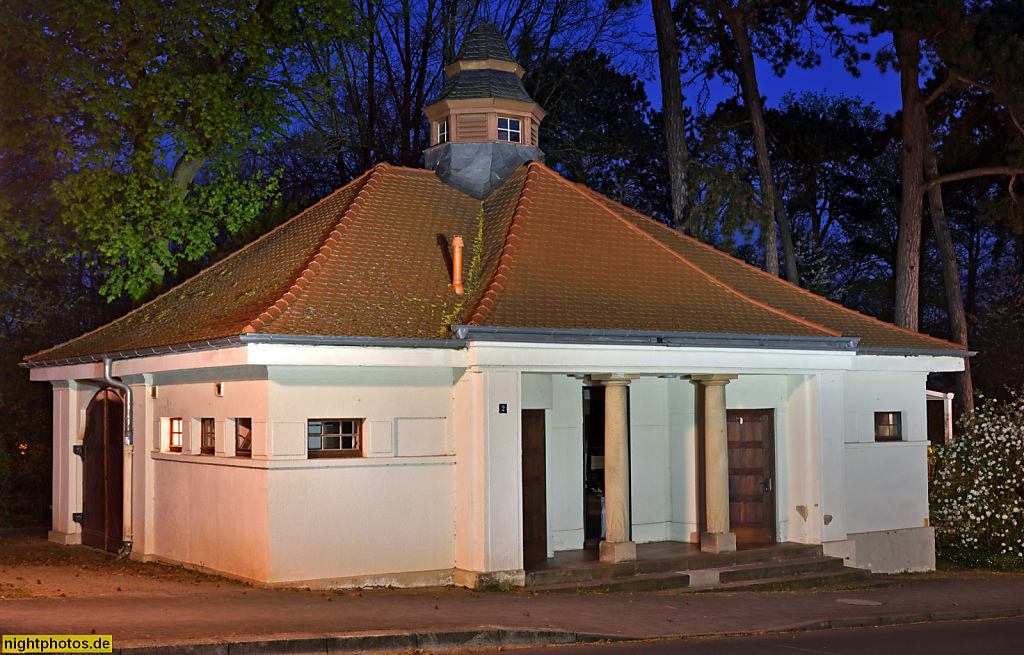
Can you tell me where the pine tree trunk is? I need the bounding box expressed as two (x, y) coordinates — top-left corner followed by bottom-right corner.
(921, 109), (974, 413)
(894, 30), (925, 331)
(652, 0), (691, 232)
(719, 2), (796, 281)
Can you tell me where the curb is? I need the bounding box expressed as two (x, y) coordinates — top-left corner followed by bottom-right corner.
(109, 608), (1024, 654)
(117, 628), (606, 655)
(796, 607), (1024, 632)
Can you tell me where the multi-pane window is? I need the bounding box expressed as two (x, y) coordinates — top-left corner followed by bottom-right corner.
(169, 418), (183, 452)
(235, 418), (252, 457)
(307, 419), (362, 458)
(437, 119), (449, 144)
(874, 412), (903, 442)
(498, 116), (521, 143)
(200, 418), (215, 455)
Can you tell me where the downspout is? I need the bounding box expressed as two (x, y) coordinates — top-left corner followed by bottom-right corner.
(103, 357), (134, 559)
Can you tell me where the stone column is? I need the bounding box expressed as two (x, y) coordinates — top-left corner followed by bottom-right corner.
(595, 375), (637, 563)
(693, 375), (738, 553)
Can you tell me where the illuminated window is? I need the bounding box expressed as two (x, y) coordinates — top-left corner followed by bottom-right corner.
(874, 412), (903, 442)
(498, 116), (521, 143)
(200, 418), (215, 455)
(235, 418), (252, 457)
(437, 119), (449, 144)
(307, 419), (362, 458)
(169, 418), (183, 452)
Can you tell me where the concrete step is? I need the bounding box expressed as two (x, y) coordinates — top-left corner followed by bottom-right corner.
(527, 555), (870, 594)
(525, 543), (823, 587)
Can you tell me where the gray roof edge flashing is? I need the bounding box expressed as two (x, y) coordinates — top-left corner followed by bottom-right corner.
(21, 334), (467, 368)
(449, 325), (860, 351)
(855, 346), (974, 358)
(20, 336), (248, 369)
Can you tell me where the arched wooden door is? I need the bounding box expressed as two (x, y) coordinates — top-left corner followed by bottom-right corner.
(82, 388), (124, 552)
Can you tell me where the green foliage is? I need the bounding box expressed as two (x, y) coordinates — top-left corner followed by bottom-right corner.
(438, 209), (485, 338)
(0, 0), (358, 300)
(930, 389), (1024, 570)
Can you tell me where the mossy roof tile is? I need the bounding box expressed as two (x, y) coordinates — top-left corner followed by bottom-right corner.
(26, 161), (965, 364)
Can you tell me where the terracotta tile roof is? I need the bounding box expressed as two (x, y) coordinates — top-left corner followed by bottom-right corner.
(26, 161), (965, 364)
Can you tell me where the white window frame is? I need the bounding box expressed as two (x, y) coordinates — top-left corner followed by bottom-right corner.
(437, 119), (449, 144)
(498, 116), (521, 143)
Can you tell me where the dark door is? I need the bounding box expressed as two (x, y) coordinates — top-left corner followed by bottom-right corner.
(521, 409), (548, 566)
(727, 409), (776, 544)
(82, 388), (124, 552)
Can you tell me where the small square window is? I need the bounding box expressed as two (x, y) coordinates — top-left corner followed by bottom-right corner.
(236, 418), (252, 457)
(200, 418), (215, 455)
(437, 119), (449, 145)
(307, 419), (362, 458)
(498, 116), (521, 143)
(169, 418), (183, 453)
(874, 412), (902, 442)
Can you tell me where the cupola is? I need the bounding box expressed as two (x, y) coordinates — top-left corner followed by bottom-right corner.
(423, 24), (546, 199)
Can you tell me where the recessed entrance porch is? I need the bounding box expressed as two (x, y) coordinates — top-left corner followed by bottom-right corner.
(523, 541), (868, 592)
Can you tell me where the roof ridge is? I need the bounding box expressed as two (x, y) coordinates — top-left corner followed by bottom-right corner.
(538, 169), (842, 338)
(23, 169), (379, 364)
(577, 184), (966, 351)
(466, 164), (539, 325)
(244, 162), (392, 333)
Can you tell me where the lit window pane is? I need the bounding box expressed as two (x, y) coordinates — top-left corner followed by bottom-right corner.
(308, 421), (322, 435)
(308, 435), (322, 450)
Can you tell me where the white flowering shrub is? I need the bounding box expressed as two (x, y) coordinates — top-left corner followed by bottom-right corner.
(930, 389), (1024, 570)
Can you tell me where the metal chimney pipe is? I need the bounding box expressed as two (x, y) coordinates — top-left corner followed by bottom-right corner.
(452, 235), (464, 295)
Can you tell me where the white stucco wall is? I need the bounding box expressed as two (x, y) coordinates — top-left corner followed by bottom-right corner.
(546, 375), (584, 552)
(842, 372), (930, 536)
(628, 377), (672, 543)
(152, 457), (270, 580)
(265, 367), (457, 584)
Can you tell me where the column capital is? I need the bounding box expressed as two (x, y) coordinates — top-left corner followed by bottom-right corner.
(690, 374), (738, 387)
(589, 374), (639, 386)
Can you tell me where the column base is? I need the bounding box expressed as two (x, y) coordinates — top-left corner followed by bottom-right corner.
(48, 530), (81, 545)
(599, 540), (637, 563)
(700, 531), (736, 554)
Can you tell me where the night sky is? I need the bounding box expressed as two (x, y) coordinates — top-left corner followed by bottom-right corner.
(632, 13), (903, 116)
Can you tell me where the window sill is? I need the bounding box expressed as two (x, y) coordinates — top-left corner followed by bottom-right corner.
(308, 450), (362, 459)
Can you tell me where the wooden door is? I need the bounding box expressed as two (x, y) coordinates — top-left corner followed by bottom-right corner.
(521, 409), (548, 565)
(82, 389), (124, 552)
(727, 409), (776, 544)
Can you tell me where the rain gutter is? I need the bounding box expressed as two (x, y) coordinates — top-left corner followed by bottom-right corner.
(450, 325), (862, 352)
(102, 357), (134, 560)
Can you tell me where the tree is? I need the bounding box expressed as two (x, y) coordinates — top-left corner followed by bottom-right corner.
(677, 0), (848, 283)
(651, 0), (692, 232)
(0, 0), (360, 300)
(530, 50), (669, 218)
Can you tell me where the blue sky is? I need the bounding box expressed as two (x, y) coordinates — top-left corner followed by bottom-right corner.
(632, 13), (903, 116)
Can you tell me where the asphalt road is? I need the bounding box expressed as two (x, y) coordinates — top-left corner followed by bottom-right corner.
(505, 617), (1024, 654)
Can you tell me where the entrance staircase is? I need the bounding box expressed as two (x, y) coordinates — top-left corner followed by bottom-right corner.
(524, 543), (874, 593)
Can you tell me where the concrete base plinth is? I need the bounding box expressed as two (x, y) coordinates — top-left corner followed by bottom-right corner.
(48, 530), (81, 545)
(599, 540), (637, 563)
(700, 531), (736, 554)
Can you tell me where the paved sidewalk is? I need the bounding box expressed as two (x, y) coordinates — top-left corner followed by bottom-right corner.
(2, 570), (1024, 654)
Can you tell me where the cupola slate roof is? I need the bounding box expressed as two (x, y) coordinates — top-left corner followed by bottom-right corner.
(26, 161), (966, 365)
(454, 23), (517, 63)
(428, 24), (534, 105)
(432, 69), (534, 104)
